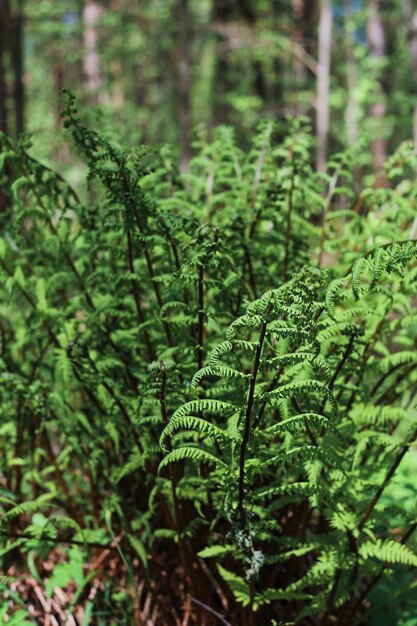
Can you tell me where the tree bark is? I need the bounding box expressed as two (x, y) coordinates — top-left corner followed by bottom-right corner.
(178, 0), (191, 172)
(404, 0), (417, 151)
(237, 0), (267, 102)
(316, 0), (333, 172)
(0, 0), (24, 136)
(212, 0), (233, 126)
(11, 0), (24, 135)
(0, 33), (8, 135)
(343, 0), (359, 149)
(83, 0), (103, 106)
(292, 0), (306, 115)
(367, 0), (387, 172)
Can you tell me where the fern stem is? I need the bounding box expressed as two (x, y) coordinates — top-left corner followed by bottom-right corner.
(254, 365), (285, 429)
(125, 212), (155, 361)
(191, 598), (232, 626)
(20, 161), (139, 390)
(0, 529), (124, 551)
(340, 522), (417, 625)
(320, 331), (355, 415)
(375, 364), (416, 406)
(0, 259), (106, 428)
(125, 180), (175, 350)
(244, 244), (258, 299)
(358, 427), (417, 531)
(322, 567), (342, 622)
(318, 168), (339, 267)
(159, 361), (168, 422)
(100, 378), (143, 453)
(370, 361), (405, 398)
(238, 318), (268, 525)
(283, 158), (296, 281)
(41, 427), (85, 527)
(197, 261), (205, 371)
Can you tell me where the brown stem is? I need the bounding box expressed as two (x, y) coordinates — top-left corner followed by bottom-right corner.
(358, 427), (417, 531)
(238, 317), (268, 525)
(125, 214), (155, 361)
(284, 159), (296, 281)
(197, 261), (205, 371)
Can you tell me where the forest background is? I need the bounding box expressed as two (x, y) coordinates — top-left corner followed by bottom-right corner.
(1, 0), (416, 177)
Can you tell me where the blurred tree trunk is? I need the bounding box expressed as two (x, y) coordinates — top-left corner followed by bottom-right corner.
(178, 0), (191, 172)
(11, 0), (24, 135)
(316, 0), (333, 172)
(237, 0), (267, 102)
(0, 0), (24, 214)
(272, 1), (285, 115)
(367, 0), (387, 172)
(83, 0), (103, 106)
(292, 0), (306, 115)
(343, 0), (359, 149)
(0, 35), (8, 135)
(212, 0), (233, 125)
(0, 31), (10, 214)
(404, 0), (417, 150)
(0, 0), (24, 136)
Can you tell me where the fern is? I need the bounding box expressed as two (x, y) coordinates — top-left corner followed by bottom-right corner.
(1, 108), (417, 624)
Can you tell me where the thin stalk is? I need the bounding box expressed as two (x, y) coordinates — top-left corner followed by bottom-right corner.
(320, 332), (355, 415)
(191, 598), (232, 626)
(238, 317), (268, 526)
(0, 529), (123, 551)
(318, 168), (339, 267)
(358, 426), (417, 531)
(41, 427), (85, 527)
(244, 244), (258, 300)
(20, 161), (138, 389)
(125, 214), (155, 361)
(339, 521), (417, 625)
(197, 261), (205, 371)
(159, 361), (168, 423)
(122, 173), (175, 350)
(283, 159), (296, 281)
(0, 259), (128, 461)
(158, 361), (203, 606)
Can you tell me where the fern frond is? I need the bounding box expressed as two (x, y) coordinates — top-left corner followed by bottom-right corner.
(158, 445), (228, 471)
(359, 539), (417, 566)
(160, 415), (232, 451)
(265, 380), (337, 414)
(264, 413), (344, 443)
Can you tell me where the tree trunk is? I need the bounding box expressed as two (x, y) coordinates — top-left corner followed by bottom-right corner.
(178, 0), (191, 172)
(367, 0), (387, 172)
(404, 0), (417, 151)
(237, 0), (267, 102)
(0, 33), (8, 135)
(316, 0), (333, 172)
(343, 0), (359, 149)
(83, 0), (103, 106)
(11, 0), (24, 135)
(292, 0), (306, 115)
(0, 0), (24, 136)
(212, 0), (233, 126)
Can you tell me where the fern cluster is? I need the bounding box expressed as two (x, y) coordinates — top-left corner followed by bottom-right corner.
(0, 95), (417, 624)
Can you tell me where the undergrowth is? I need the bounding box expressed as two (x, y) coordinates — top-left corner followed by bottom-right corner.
(0, 94), (417, 625)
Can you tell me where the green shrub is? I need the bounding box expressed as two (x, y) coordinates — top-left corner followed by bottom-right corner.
(1, 94), (417, 624)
